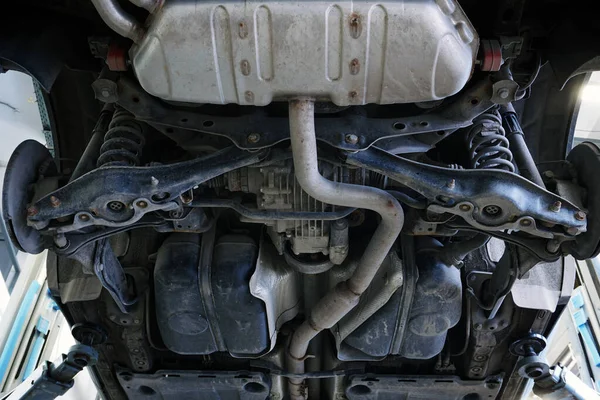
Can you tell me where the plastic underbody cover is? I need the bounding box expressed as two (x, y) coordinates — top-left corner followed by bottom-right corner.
(132, 0), (479, 106)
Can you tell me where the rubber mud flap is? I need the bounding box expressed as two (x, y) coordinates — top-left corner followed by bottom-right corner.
(566, 142), (600, 259)
(2, 140), (56, 253)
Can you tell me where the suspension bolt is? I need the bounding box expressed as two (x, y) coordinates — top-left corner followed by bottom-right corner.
(566, 227), (579, 235)
(549, 201), (562, 213)
(497, 88), (510, 99)
(459, 204), (472, 212)
(136, 200), (148, 208)
(247, 133), (261, 143)
(78, 214), (90, 222)
(50, 196), (61, 208)
(54, 234), (68, 249)
(575, 211), (586, 221)
(543, 170), (554, 179)
(446, 179), (456, 189)
(520, 219), (532, 227)
(26, 206), (38, 217)
(345, 134), (359, 145)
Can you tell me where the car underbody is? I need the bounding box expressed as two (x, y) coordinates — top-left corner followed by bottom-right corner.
(2, 0), (600, 398)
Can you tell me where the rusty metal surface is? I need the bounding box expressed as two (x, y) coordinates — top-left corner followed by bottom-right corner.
(132, 0), (479, 106)
(286, 99), (404, 399)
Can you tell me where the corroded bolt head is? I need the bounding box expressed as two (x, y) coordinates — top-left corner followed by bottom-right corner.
(520, 219), (532, 227)
(566, 227), (579, 235)
(50, 196), (60, 208)
(345, 134), (359, 144)
(78, 214), (90, 222)
(136, 200), (148, 208)
(26, 206), (38, 217)
(549, 201), (562, 212)
(459, 204), (472, 212)
(543, 170), (554, 179)
(247, 133), (261, 143)
(575, 211), (586, 221)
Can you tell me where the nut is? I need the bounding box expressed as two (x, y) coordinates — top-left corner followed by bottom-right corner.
(27, 206), (38, 217)
(345, 134), (359, 144)
(549, 201), (562, 212)
(247, 133), (261, 143)
(520, 219), (532, 227)
(50, 196), (61, 208)
(575, 211), (586, 221)
(78, 214), (90, 222)
(566, 227), (579, 235)
(459, 204), (472, 212)
(136, 200), (148, 208)
(497, 88), (510, 99)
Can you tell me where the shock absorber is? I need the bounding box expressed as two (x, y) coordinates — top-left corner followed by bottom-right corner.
(97, 108), (145, 167)
(466, 110), (515, 172)
(500, 104), (545, 187)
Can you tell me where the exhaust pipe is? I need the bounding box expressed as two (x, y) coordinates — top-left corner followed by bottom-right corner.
(287, 99), (404, 399)
(128, 0), (162, 13)
(91, 0), (146, 43)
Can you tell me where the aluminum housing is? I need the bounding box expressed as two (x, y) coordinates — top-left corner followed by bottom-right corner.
(132, 0), (479, 106)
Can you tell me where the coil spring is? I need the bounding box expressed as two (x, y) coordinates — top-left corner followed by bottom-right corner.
(466, 111), (514, 172)
(97, 109), (145, 167)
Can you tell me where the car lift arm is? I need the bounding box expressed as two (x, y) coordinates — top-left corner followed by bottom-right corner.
(0, 344), (97, 400)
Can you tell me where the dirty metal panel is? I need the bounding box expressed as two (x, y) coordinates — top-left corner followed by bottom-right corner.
(132, 0), (479, 106)
(346, 374), (503, 400)
(116, 369), (271, 400)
